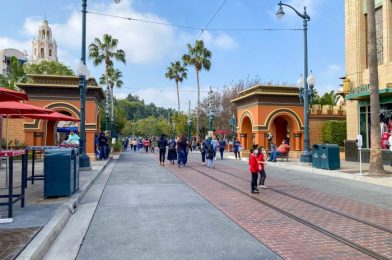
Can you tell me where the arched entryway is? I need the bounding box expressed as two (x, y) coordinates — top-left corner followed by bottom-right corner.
(272, 116), (289, 145)
(45, 110), (79, 145)
(241, 116), (253, 150)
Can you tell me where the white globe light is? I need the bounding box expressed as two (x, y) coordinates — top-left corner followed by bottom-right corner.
(76, 60), (89, 77)
(276, 5), (285, 19)
(307, 71), (316, 86)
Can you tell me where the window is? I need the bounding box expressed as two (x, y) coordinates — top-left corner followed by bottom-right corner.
(42, 30), (45, 39)
(40, 48), (44, 58)
(47, 31), (50, 40)
(34, 48), (37, 56)
(49, 49), (52, 56)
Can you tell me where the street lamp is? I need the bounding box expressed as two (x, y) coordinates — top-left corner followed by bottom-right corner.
(276, 1), (312, 163)
(229, 113), (237, 140)
(76, 61), (90, 169)
(207, 87), (214, 132)
(79, 0), (121, 169)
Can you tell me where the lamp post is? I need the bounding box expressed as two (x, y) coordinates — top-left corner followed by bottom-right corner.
(276, 1), (312, 163)
(229, 113), (237, 140)
(207, 87), (214, 132)
(187, 100), (191, 142)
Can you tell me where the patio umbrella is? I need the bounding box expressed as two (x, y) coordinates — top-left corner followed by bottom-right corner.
(21, 112), (80, 122)
(0, 87), (28, 102)
(0, 101), (52, 115)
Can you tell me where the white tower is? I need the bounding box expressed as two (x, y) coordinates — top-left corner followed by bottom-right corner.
(31, 19), (58, 63)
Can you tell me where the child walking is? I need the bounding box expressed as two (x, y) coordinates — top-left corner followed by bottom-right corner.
(257, 147), (268, 189)
(249, 148), (260, 194)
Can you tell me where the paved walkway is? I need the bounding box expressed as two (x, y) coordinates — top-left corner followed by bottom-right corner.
(76, 151), (279, 260)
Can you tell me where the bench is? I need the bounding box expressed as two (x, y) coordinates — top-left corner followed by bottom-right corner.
(267, 148), (290, 162)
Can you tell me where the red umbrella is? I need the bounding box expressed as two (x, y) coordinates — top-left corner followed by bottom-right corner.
(0, 87), (28, 102)
(0, 101), (53, 115)
(20, 112), (80, 122)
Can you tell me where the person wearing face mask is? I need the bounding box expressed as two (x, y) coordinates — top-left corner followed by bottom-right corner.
(248, 147), (260, 194)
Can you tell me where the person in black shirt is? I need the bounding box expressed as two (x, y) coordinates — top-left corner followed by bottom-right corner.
(98, 132), (108, 160)
(157, 134), (168, 166)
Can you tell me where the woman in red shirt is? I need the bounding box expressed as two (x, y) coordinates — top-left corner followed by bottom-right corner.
(249, 148), (260, 194)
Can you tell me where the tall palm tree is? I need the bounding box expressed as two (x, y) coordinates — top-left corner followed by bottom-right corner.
(366, 0), (384, 175)
(88, 34), (126, 131)
(182, 40), (211, 139)
(165, 61), (187, 113)
(100, 67), (124, 124)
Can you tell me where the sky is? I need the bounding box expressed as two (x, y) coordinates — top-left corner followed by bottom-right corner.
(0, 0), (345, 111)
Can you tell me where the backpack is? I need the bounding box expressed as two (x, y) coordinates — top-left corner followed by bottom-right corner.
(206, 143), (214, 159)
(169, 142), (176, 150)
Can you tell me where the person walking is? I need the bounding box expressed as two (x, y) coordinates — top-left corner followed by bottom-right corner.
(219, 138), (226, 160)
(158, 134), (168, 166)
(249, 147), (260, 194)
(205, 139), (215, 169)
(167, 139), (177, 165)
(233, 139), (241, 160)
(257, 147), (268, 189)
(143, 138), (150, 153)
(98, 132), (108, 160)
(177, 135), (187, 167)
(133, 139), (137, 152)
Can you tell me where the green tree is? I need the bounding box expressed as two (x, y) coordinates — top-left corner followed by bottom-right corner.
(366, 0), (384, 175)
(89, 34), (126, 130)
(313, 90), (335, 106)
(165, 61), (187, 112)
(0, 56), (27, 89)
(24, 60), (74, 76)
(182, 40), (211, 138)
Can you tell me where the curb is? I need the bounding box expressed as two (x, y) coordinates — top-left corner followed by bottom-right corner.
(17, 158), (112, 260)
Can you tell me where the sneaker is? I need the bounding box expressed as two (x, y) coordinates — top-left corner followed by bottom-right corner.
(251, 190), (260, 194)
(202, 162), (205, 165)
(259, 185), (268, 189)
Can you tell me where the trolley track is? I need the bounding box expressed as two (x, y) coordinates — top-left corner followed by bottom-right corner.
(211, 165), (392, 235)
(185, 164), (389, 260)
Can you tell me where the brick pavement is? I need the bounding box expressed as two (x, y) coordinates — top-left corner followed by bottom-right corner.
(0, 227), (40, 260)
(197, 165), (392, 259)
(164, 161), (371, 259)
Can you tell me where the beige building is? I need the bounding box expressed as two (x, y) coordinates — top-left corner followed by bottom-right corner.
(0, 48), (28, 75)
(345, 0), (392, 148)
(31, 19), (58, 64)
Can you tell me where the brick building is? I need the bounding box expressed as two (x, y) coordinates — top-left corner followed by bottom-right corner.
(231, 85), (346, 157)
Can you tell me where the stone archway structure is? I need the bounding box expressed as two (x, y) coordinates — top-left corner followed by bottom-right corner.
(232, 85), (305, 156)
(17, 74), (105, 157)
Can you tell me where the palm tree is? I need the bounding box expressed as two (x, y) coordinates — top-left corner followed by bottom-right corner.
(100, 67), (124, 124)
(366, 0), (384, 175)
(88, 34), (126, 131)
(165, 61), (187, 113)
(182, 40), (211, 139)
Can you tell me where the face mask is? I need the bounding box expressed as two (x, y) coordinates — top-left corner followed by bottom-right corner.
(254, 150), (259, 155)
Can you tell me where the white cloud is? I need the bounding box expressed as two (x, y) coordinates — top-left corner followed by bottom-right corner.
(200, 31), (238, 50)
(317, 64), (344, 94)
(19, 0), (237, 67)
(0, 38), (30, 53)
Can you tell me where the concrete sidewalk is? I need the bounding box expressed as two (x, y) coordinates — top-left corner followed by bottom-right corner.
(0, 157), (111, 260)
(76, 151), (280, 260)
(227, 154), (392, 188)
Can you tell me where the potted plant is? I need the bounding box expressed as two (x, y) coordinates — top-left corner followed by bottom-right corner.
(112, 140), (122, 160)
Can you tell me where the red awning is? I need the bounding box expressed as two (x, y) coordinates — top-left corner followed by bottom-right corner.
(0, 87), (28, 102)
(0, 101), (53, 115)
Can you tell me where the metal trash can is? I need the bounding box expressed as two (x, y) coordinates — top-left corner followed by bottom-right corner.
(320, 144), (340, 170)
(44, 149), (75, 198)
(73, 148), (80, 192)
(312, 144), (321, 168)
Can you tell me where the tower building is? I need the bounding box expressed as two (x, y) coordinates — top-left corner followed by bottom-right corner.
(31, 19), (58, 63)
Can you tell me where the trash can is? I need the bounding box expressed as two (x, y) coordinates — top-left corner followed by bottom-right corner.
(44, 149), (75, 198)
(312, 144), (321, 168)
(319, 144), (340, 170)
(73, 148), (80, 192)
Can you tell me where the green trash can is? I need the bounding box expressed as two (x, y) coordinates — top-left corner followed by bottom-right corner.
(312, 144), (321, 168)
(73, 148), (80, 192)
(44, 149), (75, 198)
(319, 144), (340, 170)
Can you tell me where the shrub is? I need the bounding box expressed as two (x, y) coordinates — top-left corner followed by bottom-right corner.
(112, 140), (122, 153)
(322, 121), (346, 147)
